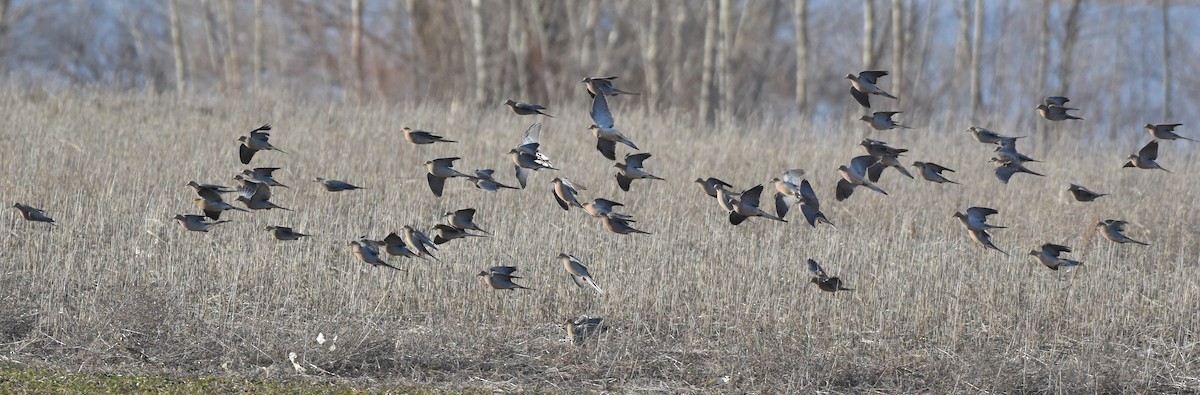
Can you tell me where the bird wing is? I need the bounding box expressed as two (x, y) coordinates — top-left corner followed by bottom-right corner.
(835, 179), (854, 201)
(807, 259), (829, 281)
(624, 152), (653, 168)
(849, 155), (878, 177)
(1140, 140), (1159, 161)
(238, 144), (255, 165)
(456, 208), (476, 222)
(426, 173), (446, 197)
(850, 87), (871, 108)
(596, 138), (618, 160)
(994, 163), (1018, 184)
(739, 185), (764, 208)
(798, 179), (820, 208)
(522, 122), (542, 145)
(590, 92), (615, 129)
(615, 173), (633, 192)
(866, 162), (886, 183)
(1043, 96), (1069, 106)
(514, 165), (530, 189)
(858, 70), (888, 83)
(965, 207), (998, 223)
(782, 169), (806, 185)
(1042, 243), (1071, 256)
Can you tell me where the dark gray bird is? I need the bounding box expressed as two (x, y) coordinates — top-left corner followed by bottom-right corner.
(12, 203), (55, 225)
(425, 157), (475, 197)
(836, 155), (887, 201)
(796, 179), (833, 228)
(172, 214), (227, 232)
(771, 169), (807, 218)
(1123, 140), (1171, 173)
(582, 76), (640, 97)
(992, 158), (1045, 184)
(845, 70), (897, 108)
(807, 259), (853, 293)
(912, 161), (959, 184)
(728, 184), (785, 225)
(503, 99), (553, 117)
(402, 225), (439, 260)
(859, 139), (908, 158)
(431, 224), (486, 245)
(349, 239), (404, 271)
(380, 232), (419, 259)
(1028, 243), (1082, 270)
(1036, 97), (1083, 121)
(1097, 220), (1149, 246)
(600, 214), (650, 235)
(867, 154), (914, 182)
(694, 177), (735, 199)
(237, 124), (286, 164)
(469, 169), (519, 192)
(402, 127), (456, 144)
(614, 153), (664, 192)
(1067, 184), (1106, 202)
(313, 177), (365, 192)
(193, 197), (249, 220)
(589, 91), (639, 160)
(1144, 123), (1194, 142)
(564, 316), (608, 345)
(265, 225), (310, 240)
(478, 266), (532, 290)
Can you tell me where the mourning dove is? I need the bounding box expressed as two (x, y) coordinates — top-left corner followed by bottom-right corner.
(564, 316), (608, 345)
(425, 157), (475, 197)
(992, 158), (1044, 184)
(859, 139), (907, 158)
(431, 224), (486, 245)
(1144, 123), (1194, 142)
(967, 126), (1024, 145)
(187, 181), (236, 201)
(912, 162), (959, 184)
(237, 124), (286, 164)
(469, 169), (520, 192)
(240, 168), (289, 188)
(859, 111), (911, 130)
(807, 259), (853, 293)
(445, 208), (490, 235)
(582, 76), (640, 97)
(728, 184), (785, 225)
(770, 169), (807, 218)
(965, 228), (1008, 256)
(559, 253), (604, 295)
(193, 197), (249, 220)
(172, 214), (227, 232)
(614, 153), (665, 192)
(551, 177), (585, 211)
(953, 207), (1006, 232)
(349, 239), (404, 271)
(402, 225), (439, 260)
(866, 154), (914, 182)
(694, 177), (734, 199)
(11, 203), (55, 225)
(993, 140), (1039, 163)
(478, 266), (532, 290)
(796, 179), (833, 228)
(600, 213), (650, 235)
(1067, 184), (1106, 202)
(265, 225), (309, 240)
(836, 156), (887, 201)
(583, 198), (633, 221)
(589, 91), (639, 160)
(1036, 97), (1083, 121)
(845, 70), (897, 108)
(313, 177), (366, 192)
(1096, 220), (1149, 246)
(509, 123), (557, 188)
(380, 232), (419, 259)
(503, 99), (554, 117)
(1028, 243), (1082, 270)
(235, 177), (291, 211)
(1123, 140), (1171, 173)
(402, 127), (456, 144)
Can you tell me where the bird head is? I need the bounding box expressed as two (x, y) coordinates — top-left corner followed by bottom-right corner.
(172, 214), (185, 221)
(264, 225), (276, 231)
(236, 136), (247, 142)
(843, 73), (855, 80)
(503, 99), (516, 106)
(857, 115), (872, 122)
(952, 212), (964, 219)
(1142, 123), (1154, 130)
(1028, 250), (1039, 256)
(911, 161), (922, 167)
(476, 271), (490, 277)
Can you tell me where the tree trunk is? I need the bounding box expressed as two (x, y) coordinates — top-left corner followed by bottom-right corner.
(969, 0), (983, 119)
(350, 0), (364, 100)
(167, 0), (188, 94)
(507, 1), (528, 100)
(642, 0), (661, 113)
(222, 0), (240, 91)
(863, 0), (875, 67)
(890, 0), (903, 99)
(1160, 0), (1171, 120)
(700, 0), (718, 125)
(793, 0), (808, 113)
(470, 0), (486, 106)
(202, 0), (222, 83)
(717, 0), (732, 118)
(252, 0), (263, 92)
(670, 3), (688, 110)
(953, 0), (969, 97)
(1057, 0), (1083, 95)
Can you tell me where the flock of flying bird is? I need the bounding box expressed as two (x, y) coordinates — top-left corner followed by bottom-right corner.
(9, 70), (1187, 344)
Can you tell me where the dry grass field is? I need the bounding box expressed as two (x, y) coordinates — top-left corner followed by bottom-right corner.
(1, 88), (1198, 393)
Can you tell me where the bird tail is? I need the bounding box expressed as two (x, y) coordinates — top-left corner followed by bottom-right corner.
(881, 91), (898, 100)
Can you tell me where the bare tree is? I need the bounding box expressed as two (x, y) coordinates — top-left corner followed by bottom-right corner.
(252, 0), (263, 91)
(969, 0), (983, 118)
(222, 0), (240, 91)
(167, 0), (188, 94)
(507, 1), (528, 101)
(470, 0), (485, 105)
(1161, 0), (1171, 120)
(863, 0), (875, 67)
(953, 0), (969, 96)
(717, 0), (732, 118)
(890, 0), (904, 96)
(793, 0), (808, 112)
(700, 0), (717, 124)
(349, 0), (363, 99)
(1057, 0), (1083, 94)
(670, 4), (689, 108)
(641, 0), (661, 112)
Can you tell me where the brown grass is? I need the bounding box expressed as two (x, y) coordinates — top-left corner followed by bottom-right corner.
(1, 89), (1198, 393)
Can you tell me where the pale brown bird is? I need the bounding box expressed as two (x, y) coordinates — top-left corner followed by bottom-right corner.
(469, 169), (519, 192)
(967, 126), (1024, 145)
(993, 140), (1040, 164)
(1123, 140), (1171, 173)
(240, 168), (289, 188)
(614, 153), (665, 192)
(551, 177), (585, 210)
(600, 213), (650, 235)
(1144, 123), (1194, 142)
(431, 224), (486, 245)
(172, 214), (228, 232)
(583, 198), (633, 221)
(845, 70), (897, 108)
(402, 127), (456, 144)
(478, 266), (532, 290)
(564, 316), (608, 345)
(402, 225), (439, 260)
(193, 197), (249, 220)
(589, 91), (639, 160)
(265, 225), (309, 240)
(582, 76), (640, 97)
(237, 124), (286, 164)
(912, 161), (959, 184)
(313, 177), (365, 192)
(1028, 243), (1082, 270)
(859, 139), (907, 158)
(859, 111), (911, 130)
(770, 169), (807, 218)
(807, 259), (853, 293)
(235, 178), (291, 211)
(694, 177), (734, 199)
(380, 232), (419, 259)
(1096, 220), (1149, 246)
(509, 123), (557, 188)
(503, 99), (553, 117)
(559, 253), (604, 295)
(425, 157), (475, 197)
(187, 181), (236, 201)
(349, 239), (404, 271)
(953, 207), (1006, 232)
(1036, 96), (1083, 121)
(728, 184), (785, 225)
(1067, 184), (1106, 202)
(836, 156), (887, 201)
(12, 203), (56, 225)
(445, 208), (490, 235)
